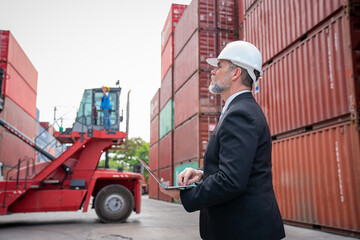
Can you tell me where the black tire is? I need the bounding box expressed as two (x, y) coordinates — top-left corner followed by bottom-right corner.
(94, 184), (134, 223)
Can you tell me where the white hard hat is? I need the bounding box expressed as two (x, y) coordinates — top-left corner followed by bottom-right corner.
(206, 41), (263, 82)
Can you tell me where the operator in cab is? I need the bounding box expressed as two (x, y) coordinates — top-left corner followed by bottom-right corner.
(100, 86), (112, 132)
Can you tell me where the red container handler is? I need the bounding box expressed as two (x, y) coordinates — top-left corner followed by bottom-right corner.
(174, 114), (219, 165)
(159, 131), (172, 169)
(0, 31), (38, 119)
(150, 88), (160, 121)
(272, 121), (360, 236)
(243, 0), (344, 64)
(254, 12), (359, 137)
(150, 115), (159, 147)
(158, 167), (173, 202)
(148, 169), (159, 200)
(149, 142), (159, 171)
(160, 68), (172, 110)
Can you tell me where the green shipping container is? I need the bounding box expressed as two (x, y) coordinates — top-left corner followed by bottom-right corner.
(173, 161), (198, 187)
(159, 99), (173, 139)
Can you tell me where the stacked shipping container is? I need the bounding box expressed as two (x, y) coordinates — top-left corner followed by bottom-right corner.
(149, 89), (160, 199)
(0, 31), (38, 168)
(173, 0), (238, 178)
(149, 1), (239, 202)
(241, 0), (360, 236)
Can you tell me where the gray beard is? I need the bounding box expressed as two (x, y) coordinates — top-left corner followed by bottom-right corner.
(209, 75), (230, 94)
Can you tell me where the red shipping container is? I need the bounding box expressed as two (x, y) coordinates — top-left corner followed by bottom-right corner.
(174, 0), (238, 57)
(150, 89), (160, 121)
(0, 97), (37, 166)
(0, 31), (38, 119)
(217, 0), (237, 31)
(243, 0), (344, 64)
(148, 169), (159, 200)
(174, 29), (238, 92)
(174, 0), (216, 57)
(158, 167), (173, 202)
(149, 143), (158, 171)
(174, 115), (219, 165)
(160, 68), (172, 110)
(243, 0), (257, 12)
(161, 4), (187, 54)
(159, 132), (172, 169)
(174, 71), (222, 128)
(255, 12), (358, 137)
(161, 36), (173, 81)
(272, 121), (360, 235)
(150, 115), (159, 147)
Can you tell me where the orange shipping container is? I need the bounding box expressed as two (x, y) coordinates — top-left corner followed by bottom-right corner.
(272, 121), (360, 235)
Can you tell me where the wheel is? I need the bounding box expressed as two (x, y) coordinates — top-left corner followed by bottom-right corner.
(94, 184), (134, 223)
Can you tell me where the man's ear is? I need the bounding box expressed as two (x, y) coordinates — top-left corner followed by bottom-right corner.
(232, 68), (242, 80)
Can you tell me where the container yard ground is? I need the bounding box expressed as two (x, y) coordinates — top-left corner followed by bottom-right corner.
(0, 196), (356, 240)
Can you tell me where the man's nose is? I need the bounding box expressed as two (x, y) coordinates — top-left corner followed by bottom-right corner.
(211, 67), (217, 75)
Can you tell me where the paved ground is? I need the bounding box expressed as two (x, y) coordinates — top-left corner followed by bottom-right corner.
(0, 196), (357, 240)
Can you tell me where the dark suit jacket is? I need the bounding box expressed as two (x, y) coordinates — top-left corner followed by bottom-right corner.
(181, 92), (285, 240)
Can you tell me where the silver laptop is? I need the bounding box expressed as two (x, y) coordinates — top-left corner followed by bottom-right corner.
(137, 158), (195, 190)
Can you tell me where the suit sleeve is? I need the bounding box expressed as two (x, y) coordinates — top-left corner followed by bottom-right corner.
(181, 109), (258, 212)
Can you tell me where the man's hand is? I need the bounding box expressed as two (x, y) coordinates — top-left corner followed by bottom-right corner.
(178, 168), (203, 186)
(160, 188), (181, 203)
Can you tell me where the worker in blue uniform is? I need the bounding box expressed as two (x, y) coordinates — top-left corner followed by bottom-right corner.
(100, 86), (112, 132)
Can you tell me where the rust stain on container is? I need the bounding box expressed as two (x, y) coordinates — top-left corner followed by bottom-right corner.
(272, 121), (360, 233)
(255, 13), (357, 136)
(243, 0), (344, 64)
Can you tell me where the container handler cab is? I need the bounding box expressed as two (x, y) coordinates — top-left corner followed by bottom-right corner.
(0, 83), (142, 223)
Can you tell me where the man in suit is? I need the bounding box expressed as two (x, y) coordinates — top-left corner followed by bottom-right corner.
(161, 41), (285, 240)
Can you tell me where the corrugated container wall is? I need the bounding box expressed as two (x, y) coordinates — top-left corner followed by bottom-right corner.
(174, 115), (218, 165)
(148, 170), (159, 200)
(0, 31), (38, 119)
(150, 115), (159, 147)
(0, 97), (37, 166)
(158, 167), (173, 202)
(161, 4), (187, 81)
(254, 10), (359, 138)
(150, 89), (160, 121)
(149, 143), (158, 171)
(272, 121), (360, 235)
(159, 132), (172, 169)
(243, 0), (344, 64)
(159, 99), (173, 139)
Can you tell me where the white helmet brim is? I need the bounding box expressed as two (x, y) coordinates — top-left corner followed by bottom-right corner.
(206, 58), (218, 67)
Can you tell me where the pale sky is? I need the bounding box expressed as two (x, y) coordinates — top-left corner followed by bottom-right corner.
(0, 0), (192, 141)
